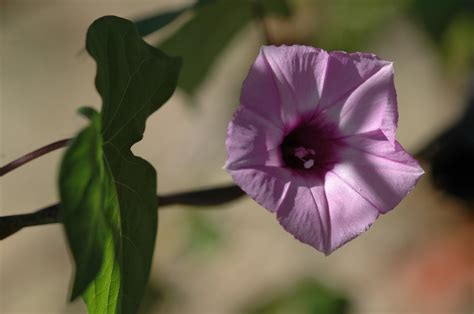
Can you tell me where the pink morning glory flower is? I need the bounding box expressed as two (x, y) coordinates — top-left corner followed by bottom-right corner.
(225, 45), (424, 255)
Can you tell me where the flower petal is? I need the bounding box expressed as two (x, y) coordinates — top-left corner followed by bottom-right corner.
(276, 179), (330, 253)
(227, 166), (293, 213)
(225, 107), (284, 170)
(321, 61), (398, 142)
(240, 48), (284, 128)
(319, 51), (392, 110)
(331, 131), (424, 214)
(323, 171), (381, 253)
(241, 45), (328, 129)
(275, 172), (380, 255)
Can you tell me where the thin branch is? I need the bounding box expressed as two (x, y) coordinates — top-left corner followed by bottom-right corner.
(0, 205), (58, 240)
(0, 139), (70, 177)
(158, 184), (245, 207)
(254, 0), (273, 45)
(0, 184), (245, 240)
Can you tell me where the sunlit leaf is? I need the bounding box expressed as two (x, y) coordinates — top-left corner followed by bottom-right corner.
(59, 16), (181, 314)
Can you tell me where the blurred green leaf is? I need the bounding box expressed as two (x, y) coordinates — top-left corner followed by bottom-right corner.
(60, 16), (181, 314)
(159, 0), (291, 95)
(261, 0), (291, 17)
(409, 0), (474, 43)
(158, 0), (253, 94)
(408, 0), (474, 71)
(442, 14), (474, 71)
(138, 280), (178, 314)
(183, 211), (222, 257)
(196, 0), (217, 7)
(244, 279), (349, 314)
(312, 0), (407, 52)
(135, 8), (188, 37)
(134, 0), (218, 37)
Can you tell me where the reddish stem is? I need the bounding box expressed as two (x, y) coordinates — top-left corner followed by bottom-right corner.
(0, 138), (70, 177)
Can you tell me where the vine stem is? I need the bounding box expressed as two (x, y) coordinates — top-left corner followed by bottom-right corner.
(0, 138), (70, 177)
(0, 138), (245, 239)
(0, 184), (245, 240)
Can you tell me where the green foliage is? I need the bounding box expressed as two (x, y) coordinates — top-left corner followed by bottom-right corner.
(409, 0), (474, 43)
(408, 0), (474, 71)
(244, 279), (349, 314)
(308, 0), (473, 70)
(135, 8), (188, 37)
(158, 0), (253, 95)
(312, 0), (408, 52)
(158, 0), (291, 94)
(138, 281), (176, 314)
(59, 107), (111, 303)
(261, 0), (291, 17)
(183, 211), (222, 257)
(134, 0), (220, 37)
(59, 16), (181, 314)
(442, 14), (474, 72)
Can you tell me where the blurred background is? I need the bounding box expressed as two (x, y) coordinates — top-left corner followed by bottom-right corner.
(0, 0), (473, 313)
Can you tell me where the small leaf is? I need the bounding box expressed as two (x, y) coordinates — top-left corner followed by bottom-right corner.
(159, 0), (291, 95)
(60, 16), (181, 314)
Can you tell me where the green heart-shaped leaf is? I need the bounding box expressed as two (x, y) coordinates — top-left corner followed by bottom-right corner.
(59, 16), (181, 314)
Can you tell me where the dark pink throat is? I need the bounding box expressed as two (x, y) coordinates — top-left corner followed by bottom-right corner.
(280, 118), (342, 174)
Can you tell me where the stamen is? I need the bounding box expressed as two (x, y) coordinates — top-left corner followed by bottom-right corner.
(304, 159), (315, 169)
(280, 119), (341, 172)
(291, 146), (316, 169)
